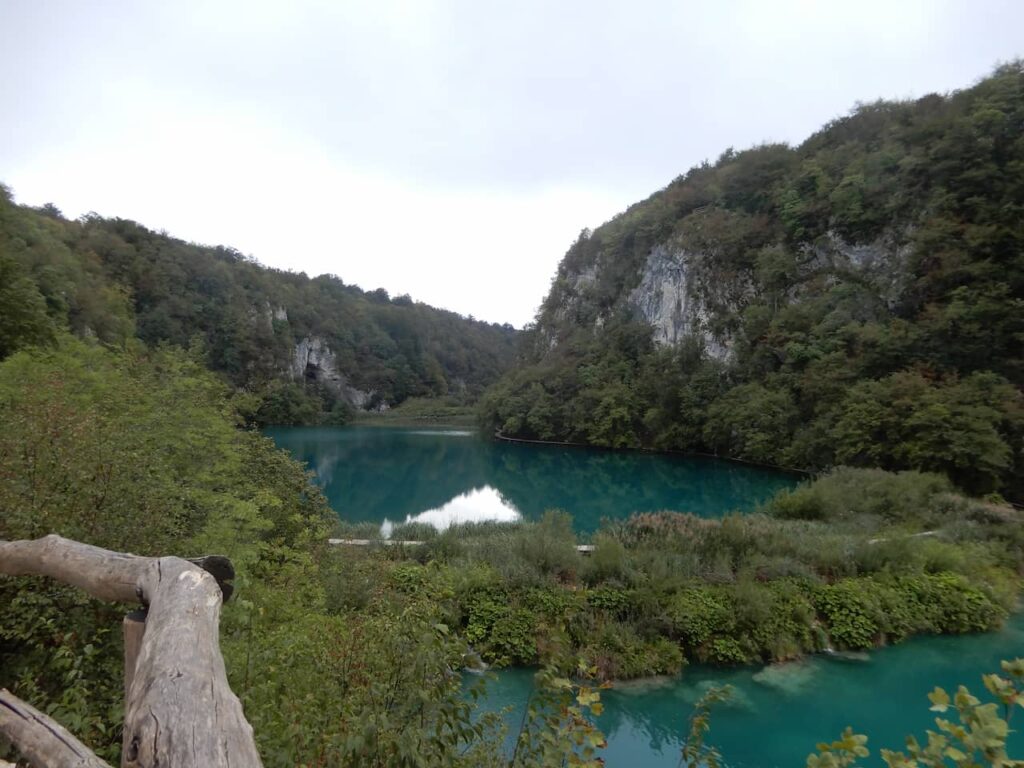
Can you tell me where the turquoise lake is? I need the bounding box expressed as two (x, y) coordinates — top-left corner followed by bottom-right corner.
(484, 612), (1024, 767)
(267, 425), (1024, 766)
(264, 425), (799, 533)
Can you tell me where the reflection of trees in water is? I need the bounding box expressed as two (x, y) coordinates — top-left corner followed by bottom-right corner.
(483, 443), (798, 530)
(269, 427), (493, 523)
(597, 690), (682, 755)
(598, 675), (758, 758)
(269, 428), (798, 529)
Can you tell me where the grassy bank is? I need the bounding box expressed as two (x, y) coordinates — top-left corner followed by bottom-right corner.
(331, 468), (1023, 681)
(353, 395), (477, 427)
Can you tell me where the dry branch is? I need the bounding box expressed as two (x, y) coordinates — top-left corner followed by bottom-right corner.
(0, 535), (262, 768)
(0, 689), (111, 768)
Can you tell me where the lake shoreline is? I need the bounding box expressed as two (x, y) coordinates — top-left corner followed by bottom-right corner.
(492, 429), (813, 477)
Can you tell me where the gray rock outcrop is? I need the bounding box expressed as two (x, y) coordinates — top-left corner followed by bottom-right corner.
(291, 335), (376, 409)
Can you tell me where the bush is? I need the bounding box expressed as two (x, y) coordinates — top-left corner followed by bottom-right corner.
(515, 510), (580, 581)
(767, 467), (953, 524)
(666, 587), (736, 649)
(582, 532), (628, 584)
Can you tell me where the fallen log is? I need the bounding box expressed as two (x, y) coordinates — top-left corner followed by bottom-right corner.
(0, 535), (261, 768)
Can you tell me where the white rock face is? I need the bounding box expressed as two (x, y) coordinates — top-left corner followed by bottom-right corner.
(292, 336), (340, 384)
(292, 335), (376, 408)
(629, 246), (691, 345)
(803, 230), (912, 309)
(628, 245), (733, 361)
(569, 263), (599, 292)
(547, 227), (909, 365)
(344, 385), (374, 409)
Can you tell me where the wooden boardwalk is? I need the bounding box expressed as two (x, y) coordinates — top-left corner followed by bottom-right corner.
(328, 538), (595, 554)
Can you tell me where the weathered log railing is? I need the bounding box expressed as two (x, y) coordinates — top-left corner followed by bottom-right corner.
(0, 535), (262, 768)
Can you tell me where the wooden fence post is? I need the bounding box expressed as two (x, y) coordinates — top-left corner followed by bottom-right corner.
(121, 609), (147, 768)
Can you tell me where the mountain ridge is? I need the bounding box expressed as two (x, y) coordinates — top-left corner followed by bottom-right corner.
(0, 188), (519, 423)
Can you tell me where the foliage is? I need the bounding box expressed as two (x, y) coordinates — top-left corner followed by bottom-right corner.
(372, 469), (1024, 678)
(357, 395), (478, 426)
(680, 685), (733, 768)
(510, 662), (608, 768)
(0, 339), (515, 767)
(0, 251), (56, 358)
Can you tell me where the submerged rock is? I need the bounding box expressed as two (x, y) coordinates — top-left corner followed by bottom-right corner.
(752, 661), (819, 695)
(610, 675), (678, 695)
(672, 679), (755, 712)
(827, 650), (872, 663)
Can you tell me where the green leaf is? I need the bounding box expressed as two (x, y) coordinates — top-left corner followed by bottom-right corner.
(928, 687), (950, 712)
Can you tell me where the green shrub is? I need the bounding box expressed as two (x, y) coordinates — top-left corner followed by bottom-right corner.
(585, 586), (631, 616)
(814, 580), (881, 649)
(666, 587), (736, 649)
(582, 532), (628, 584)
(515, 510), (580, 580)
(767, 467), (954, 524)
(582, 621), (685, 679)
(707, 637), (749, 664)
(485, 608), (538, 667)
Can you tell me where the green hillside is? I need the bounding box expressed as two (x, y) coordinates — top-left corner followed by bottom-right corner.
(481, 63), (1024, 499)
(0, 189), (519, 423)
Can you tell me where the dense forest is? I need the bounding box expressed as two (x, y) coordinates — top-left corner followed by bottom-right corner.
(0, 188), (518, 424)
(480, 63), (1024, 500)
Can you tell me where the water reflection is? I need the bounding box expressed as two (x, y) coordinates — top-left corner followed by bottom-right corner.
(382, 485), (521, 533)
(265, 426), (800, 532)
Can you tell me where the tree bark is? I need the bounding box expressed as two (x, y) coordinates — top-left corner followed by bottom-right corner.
(0, 535), (262, 768)
(0, 689), (112, 768)
(121, 611), (146, 768)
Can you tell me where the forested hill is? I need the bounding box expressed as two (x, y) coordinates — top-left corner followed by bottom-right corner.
(0, 187), (518, 422)
(481, 63), (1024, 499)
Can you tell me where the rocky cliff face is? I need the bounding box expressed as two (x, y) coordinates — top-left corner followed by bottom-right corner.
(800, 230), (912, 310)
(627, 244), (737, 360)
(543, 227), (911, 363)
(292, 336), (376, 409)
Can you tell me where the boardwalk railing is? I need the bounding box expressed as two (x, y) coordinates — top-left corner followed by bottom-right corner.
(328, 537), (596, 554)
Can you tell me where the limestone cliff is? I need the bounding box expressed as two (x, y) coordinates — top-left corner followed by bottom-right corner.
(627, 244), (738, 360)
(291, 335), (376, 409)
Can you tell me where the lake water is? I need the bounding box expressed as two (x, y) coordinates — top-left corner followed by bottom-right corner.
(267, 425), (1024, 766)
(264, 425), (799, 533)
(483, 612), (1024, 767)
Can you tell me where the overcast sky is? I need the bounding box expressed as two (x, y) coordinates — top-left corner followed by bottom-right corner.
(2, 1), (1022, 326)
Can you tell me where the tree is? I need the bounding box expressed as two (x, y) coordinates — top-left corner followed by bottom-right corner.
(832, 371), (1019, 494)
(0, 252), (55, 358)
